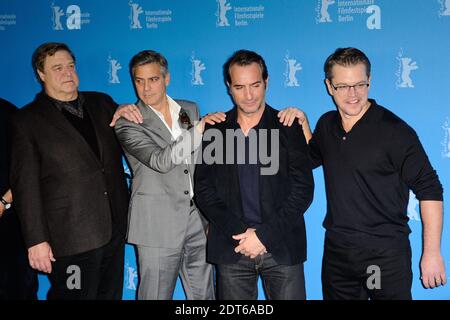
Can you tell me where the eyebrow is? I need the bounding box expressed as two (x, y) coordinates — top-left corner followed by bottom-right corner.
(232, 80), (262, 87)
(135, 76), (160, 80)
(51, 64), (63, 69)
(50, 61), (75, 69)
(333, 80), (368, 86)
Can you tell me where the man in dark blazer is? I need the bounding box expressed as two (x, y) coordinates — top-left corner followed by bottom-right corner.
(195, 50), (314, 300)
(9, 43), (129, 299)
(0, 98), (38, 300)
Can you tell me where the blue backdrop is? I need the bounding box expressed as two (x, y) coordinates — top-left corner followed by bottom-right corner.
(0, 0), (449, 300)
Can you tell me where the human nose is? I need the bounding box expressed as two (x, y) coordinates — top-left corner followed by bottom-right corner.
(63, 66), (73, 77)
(347, 85), (357, 95)
(143, 80), (151, 91)
(244, 87), (253, 100)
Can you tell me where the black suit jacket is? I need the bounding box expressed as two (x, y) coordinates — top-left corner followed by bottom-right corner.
(1, 99), (38, 299)
(10, 92), (129, 258)
(0, 98), (17, 195)
(1, 98), (24, 252)
(195, 105), (314, 265)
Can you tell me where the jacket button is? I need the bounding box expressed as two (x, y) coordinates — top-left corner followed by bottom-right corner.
(104, 191), (108, 195)
(184, 190), (189, 195)
(184, 169), (188, 174)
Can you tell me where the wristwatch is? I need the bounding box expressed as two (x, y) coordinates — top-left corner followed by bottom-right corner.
(1, 197), (11, 210)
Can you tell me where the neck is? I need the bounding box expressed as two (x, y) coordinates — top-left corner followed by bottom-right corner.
(47, 90), (78, 102)
(149, 96), (169, 114)
(237, 104), (265, 135)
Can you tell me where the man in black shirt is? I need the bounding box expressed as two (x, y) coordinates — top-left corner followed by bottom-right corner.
(280, 47), (445, 299)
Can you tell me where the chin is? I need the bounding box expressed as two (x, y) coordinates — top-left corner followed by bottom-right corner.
(142, 98), (154, 106)
(241, 104), (261, 114)
(244, 108), (258, 114)
(343, 109), (365, 118)
(63, 90), (78, 96)
(62, 84), (76, 90)
(345, 103), (364, 112)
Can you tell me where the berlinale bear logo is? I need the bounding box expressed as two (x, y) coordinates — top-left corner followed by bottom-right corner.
(216, 0), (232, 27)
(191, 53), (206, 86)
(284, 52), (303, 87)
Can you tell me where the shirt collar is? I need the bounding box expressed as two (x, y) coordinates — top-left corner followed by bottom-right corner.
(45, 91), (85, 118)
(147, 95), (181, 120)
(231, 103), (269, 130)
(333, 99), (380, 135)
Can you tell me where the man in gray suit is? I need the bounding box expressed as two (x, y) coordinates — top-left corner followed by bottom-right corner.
(115, 50), (221, 300)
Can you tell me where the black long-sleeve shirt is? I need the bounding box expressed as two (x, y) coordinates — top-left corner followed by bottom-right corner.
(309, 99), (443, 249)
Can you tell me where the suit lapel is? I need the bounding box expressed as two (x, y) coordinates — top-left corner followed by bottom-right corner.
(36, 93), (103, 166)
(138, 100), (173, 144)
(175, 101), (199, 178)
(178, 110), (190, 131)
(83, 100), (105, 163)
(177, 103), (195, 130)
(222, 108), (245, 217)
(258, 105), (276, 217)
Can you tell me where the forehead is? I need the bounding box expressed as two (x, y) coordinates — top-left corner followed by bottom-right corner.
(229, 62), (263, 84)
(331, 63), (368, 83)
(44, 50), (74, 67)
(134, 62), (163, 78)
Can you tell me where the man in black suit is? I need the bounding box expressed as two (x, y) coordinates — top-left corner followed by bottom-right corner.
(194, 50), (314, 300)
(0, 98), (38, 300)
(9, 42), (130, 299)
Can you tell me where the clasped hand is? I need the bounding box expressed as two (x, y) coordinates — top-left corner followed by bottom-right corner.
(232, 228), (267, 259)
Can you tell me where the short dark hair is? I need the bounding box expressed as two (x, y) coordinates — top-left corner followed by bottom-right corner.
(223, 49), (268, 85)
(32, 42), (76, 84)
(324, 47), (371, 80)
(129, 50), (169, 79)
